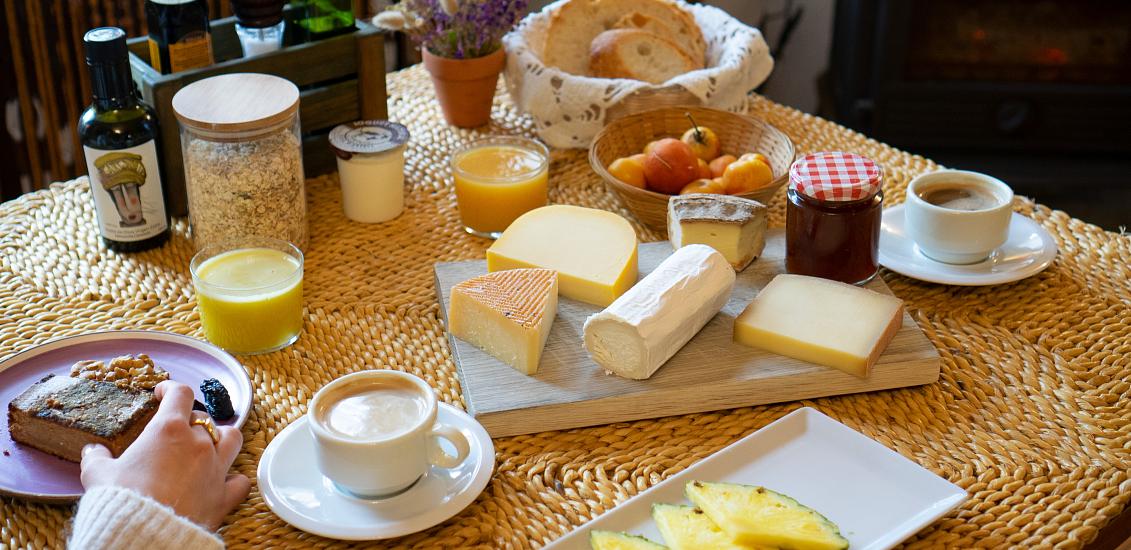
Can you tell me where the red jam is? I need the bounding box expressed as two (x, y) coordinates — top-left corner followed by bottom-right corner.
(786, 188), (882, 284)
(785, 152), (883, 285)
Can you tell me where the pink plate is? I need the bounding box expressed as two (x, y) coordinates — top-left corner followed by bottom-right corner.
(0, 330), (252, 502)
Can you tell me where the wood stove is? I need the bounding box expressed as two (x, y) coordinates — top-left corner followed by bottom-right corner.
(828, 0), (1131, 230)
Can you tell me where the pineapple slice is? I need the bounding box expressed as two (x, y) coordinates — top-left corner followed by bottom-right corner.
(686, 481), (849, 550)
(590, 530), (668, 550)
(652, 504), (770, 550)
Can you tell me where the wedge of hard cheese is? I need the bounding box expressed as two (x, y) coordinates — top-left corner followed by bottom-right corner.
(734, 274), (902, 377)
(487, 205), (638, 307)
(583, 244), (735, 380)
(668, 193), (767, 271)
(449, 268), (558, 375)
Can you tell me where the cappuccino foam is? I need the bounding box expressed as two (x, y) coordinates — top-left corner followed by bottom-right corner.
(318, 381), (426, 440)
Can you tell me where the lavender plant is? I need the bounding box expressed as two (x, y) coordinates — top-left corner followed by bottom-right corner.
(374, 0), (529, 59)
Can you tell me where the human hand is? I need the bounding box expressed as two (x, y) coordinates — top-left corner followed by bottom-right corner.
(80, 380), (250, 530)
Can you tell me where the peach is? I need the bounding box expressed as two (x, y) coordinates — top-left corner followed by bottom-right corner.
(643, 138), (700, 194)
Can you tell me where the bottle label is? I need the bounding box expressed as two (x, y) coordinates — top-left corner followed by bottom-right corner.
(147, 38), (163, 73)
(83, 141), (169, 242)
(168, 32), (213, 73)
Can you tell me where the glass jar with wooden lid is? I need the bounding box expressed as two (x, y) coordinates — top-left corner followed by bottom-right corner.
(172, 73), (307, 250)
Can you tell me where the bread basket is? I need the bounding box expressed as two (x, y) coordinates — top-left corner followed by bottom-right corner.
(589, 106), (795, 230)
(502, 1), (774, 149)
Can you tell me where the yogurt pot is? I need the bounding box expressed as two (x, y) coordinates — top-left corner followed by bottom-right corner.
(329, 120), (411, 223)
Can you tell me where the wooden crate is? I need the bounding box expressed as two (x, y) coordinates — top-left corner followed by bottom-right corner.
(127, 13), (387, 216)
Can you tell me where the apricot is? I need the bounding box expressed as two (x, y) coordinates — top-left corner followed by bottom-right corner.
(708, 154), (737, 178)
(608, 154), (647, 189)
(722, 154), (774, 194)
(643, 138), (699, 194)
(679, 178), (726, 195)
(697, 158), (712, 179)
(643, 140), (662, 156)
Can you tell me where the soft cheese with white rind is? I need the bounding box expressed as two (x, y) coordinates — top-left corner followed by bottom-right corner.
(487, 205), (638, 307)
(668, 193), (767, 271)
(583, 244), (735, 380)
(733, 274), (903, 377)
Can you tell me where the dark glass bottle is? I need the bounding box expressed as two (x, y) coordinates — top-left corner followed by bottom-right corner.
(78, 27), (171, 253)
(145, 0), (213, 74)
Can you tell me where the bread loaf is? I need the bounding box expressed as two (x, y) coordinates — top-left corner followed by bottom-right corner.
(543, 0), (705, 76)
(589, 29), (698, 84)
(612, 12), (700, 63)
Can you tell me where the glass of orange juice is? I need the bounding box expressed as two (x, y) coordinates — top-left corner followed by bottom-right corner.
(190, 236), (303, 354)
(451, 136), (549, 239)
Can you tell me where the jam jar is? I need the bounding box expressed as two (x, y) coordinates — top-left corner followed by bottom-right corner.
(785, 152), (883, 285)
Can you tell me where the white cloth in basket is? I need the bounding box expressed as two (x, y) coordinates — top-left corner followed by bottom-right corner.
(502, 0), (774, 149)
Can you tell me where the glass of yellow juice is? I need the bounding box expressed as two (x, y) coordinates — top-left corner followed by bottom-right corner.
(190, 236), (304, 354)
(451, 136), (549, 239)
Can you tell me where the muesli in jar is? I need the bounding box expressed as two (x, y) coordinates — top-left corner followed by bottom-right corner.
(173, 73), (308, 250)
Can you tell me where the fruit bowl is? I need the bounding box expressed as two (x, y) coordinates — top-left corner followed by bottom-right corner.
(589, 106), (794, 231)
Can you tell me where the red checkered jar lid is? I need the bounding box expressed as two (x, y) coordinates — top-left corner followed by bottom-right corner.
(789, 152), (883, 202)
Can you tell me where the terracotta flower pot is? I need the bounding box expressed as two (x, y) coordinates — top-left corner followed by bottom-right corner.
(422, 48), (505, 128)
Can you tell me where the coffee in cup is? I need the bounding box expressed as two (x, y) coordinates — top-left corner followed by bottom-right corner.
(316, 377), (427, 441)
(916, 182), (1004, 212)
(904, 170), (1014, 265)
(309, 370), (470, 498)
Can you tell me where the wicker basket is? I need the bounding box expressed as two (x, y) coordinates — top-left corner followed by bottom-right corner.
(589, 106), (795, 231)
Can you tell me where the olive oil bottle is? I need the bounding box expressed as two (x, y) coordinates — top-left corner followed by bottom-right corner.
(78, 27), (171, 252)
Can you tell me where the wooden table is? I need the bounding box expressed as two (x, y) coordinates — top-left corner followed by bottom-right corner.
(0, 65), (1128, 549)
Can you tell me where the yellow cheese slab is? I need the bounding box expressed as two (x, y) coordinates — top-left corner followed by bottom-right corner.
(487, 205), (638, 307)
(734, 274), (903, 377)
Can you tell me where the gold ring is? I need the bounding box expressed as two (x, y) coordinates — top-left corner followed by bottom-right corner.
(191, 417), (220, 445)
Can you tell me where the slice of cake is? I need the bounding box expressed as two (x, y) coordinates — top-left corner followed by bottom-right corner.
(8, 374), (159, 462)
(448, 268), (558, 375)
(668, 194), (767, 271)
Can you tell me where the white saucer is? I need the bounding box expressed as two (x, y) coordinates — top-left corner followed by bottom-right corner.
(879, 204), (1058, 286)
(257, 403), (495, 540)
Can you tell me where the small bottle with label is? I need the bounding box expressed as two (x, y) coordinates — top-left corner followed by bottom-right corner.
(146, 0), (214, 74)
(78, 27), (171, 252)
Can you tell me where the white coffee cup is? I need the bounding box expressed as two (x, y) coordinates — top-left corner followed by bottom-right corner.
(308, 370), (470, 498)
(904, 170), (1014, 264)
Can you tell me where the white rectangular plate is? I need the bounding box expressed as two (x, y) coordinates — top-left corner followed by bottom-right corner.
(544, 407), (967, 550)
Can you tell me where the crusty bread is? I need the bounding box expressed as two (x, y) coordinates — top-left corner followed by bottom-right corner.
(589, 29), (698, 84)
(612, 12), (696, 62)
(543, 0), (705, 76)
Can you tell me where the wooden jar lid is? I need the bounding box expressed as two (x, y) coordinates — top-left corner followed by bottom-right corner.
(172, 73), (299, 133)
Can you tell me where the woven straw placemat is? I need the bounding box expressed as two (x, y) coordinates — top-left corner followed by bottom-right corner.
(1, 65), (1129, 549)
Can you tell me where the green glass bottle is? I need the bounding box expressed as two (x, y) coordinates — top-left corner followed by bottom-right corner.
(78, 27), (171, 252)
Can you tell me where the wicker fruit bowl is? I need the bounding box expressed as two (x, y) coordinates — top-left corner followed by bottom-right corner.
(589, 106), (795, 231)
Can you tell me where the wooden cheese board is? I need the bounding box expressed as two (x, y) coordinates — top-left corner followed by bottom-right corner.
(434, 229), (941, 438)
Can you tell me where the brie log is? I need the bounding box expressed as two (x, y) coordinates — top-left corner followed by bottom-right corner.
(583, 244), (735, 379)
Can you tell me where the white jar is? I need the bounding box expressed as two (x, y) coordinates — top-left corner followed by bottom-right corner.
(328, 121), (410, 223)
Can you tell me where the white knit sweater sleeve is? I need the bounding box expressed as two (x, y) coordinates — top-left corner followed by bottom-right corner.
(69, 486), (224, 550)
